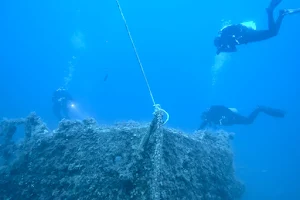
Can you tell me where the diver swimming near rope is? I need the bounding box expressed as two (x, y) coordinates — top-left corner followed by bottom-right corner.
(198, 105), (285, 129)
(214, 0), (300, 54)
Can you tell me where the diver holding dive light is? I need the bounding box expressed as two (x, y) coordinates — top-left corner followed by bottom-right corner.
(52, 88), (74, 120)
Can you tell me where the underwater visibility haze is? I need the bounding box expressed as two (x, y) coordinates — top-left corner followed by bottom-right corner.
(1, 0), (300, 199)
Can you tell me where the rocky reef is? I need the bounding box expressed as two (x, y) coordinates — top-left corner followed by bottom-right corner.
(0, 113), (244, 200)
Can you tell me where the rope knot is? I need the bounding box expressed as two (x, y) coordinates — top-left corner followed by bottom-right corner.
(153, 104), (169, 125)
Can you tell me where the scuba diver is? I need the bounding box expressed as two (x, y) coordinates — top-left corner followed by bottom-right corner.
(52, 88), (73, 120)
(199, 105), (285, 130)
(214, 0), (300, 54)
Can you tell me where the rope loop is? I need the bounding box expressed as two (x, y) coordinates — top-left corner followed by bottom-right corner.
(153, 104), (169, 125)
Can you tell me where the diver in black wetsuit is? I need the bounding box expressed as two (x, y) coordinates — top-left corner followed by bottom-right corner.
(52, 88), (73, 120)
(214, 0), (300, 55)
(199, 105), (285, 130)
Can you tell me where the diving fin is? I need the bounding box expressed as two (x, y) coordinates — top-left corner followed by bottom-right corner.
(259, 106), (286, 118)
(280, 8), (300, 16)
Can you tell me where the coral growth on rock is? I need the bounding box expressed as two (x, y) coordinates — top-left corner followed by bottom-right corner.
(0, 113), (244, 200)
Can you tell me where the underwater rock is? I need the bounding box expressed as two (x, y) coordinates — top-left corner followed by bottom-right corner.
(0, 114), (244, 200)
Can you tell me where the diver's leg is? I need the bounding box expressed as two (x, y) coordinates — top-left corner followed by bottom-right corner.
(275, 8), (300, 34)
(258, 106), (285, 118)
(274, 13), (284, 34)
(247, 1), (280, 43)
(280, 8), (300, 16)
(233, 106), (285, 125)
(245, 108), (262, 124)
(233, 108), (262, 125)
(266, 1), (278, 34)
(230, 108), (261, 125)
(245, 105), (285, 121)
(267, 0), (282, 12)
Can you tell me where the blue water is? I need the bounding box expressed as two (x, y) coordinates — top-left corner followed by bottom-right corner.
(1, 0), (300, 199)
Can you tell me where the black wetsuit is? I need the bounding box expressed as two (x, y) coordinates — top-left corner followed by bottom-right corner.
(215, 8), (284, 54)
(52, 89), (73, 120)
(199, 105), (285, 129)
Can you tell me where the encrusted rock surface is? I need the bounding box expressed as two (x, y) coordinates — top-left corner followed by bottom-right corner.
(0, 113), (244, 200)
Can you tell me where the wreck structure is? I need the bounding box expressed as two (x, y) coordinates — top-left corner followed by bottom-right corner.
(0, 113), (244, 200)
